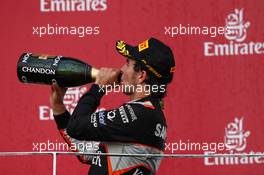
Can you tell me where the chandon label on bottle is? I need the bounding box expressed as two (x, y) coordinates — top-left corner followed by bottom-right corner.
(22, 67), (56, 75)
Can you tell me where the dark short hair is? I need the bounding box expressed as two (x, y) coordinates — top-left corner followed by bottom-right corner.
(133, 61), (167, 99)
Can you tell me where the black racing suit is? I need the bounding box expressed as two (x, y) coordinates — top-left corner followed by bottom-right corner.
(54, 84), (167, 175)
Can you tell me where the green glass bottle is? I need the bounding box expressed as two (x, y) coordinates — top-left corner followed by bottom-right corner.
(17, 53), (98, 87)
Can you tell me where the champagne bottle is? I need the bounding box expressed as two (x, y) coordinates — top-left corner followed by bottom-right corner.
(17, 53), (99, 87)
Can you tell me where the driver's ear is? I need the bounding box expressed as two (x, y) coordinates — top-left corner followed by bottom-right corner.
(138, 70), (148, 84)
